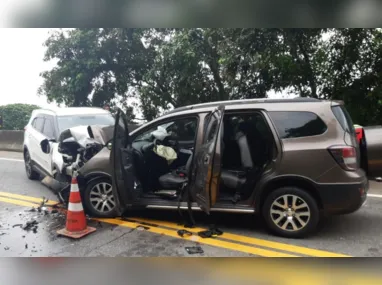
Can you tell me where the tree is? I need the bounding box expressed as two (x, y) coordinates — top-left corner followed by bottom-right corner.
(39, 28), (382, 125)
(0, 104), (40, 130)
(38, 28), (154, 122)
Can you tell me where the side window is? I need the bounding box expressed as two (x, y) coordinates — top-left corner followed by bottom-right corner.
(269, 111), (327, 139)
(42, 118), (55, 138)
(222, 112), (275, 169)
(166, 118), (198, 142)
(33, 117), (45, 133)
(134, 117), (198, 143)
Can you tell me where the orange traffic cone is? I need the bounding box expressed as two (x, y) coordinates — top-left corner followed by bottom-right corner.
(57, 176), (96, 239)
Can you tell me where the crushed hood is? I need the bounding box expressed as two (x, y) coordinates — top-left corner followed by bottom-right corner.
(58, 124), (114, 147)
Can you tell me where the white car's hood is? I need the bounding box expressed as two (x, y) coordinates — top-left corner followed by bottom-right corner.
(58, 124), (114, 147)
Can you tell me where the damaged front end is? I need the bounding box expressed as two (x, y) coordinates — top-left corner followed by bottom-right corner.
(41, 125), (114, 204)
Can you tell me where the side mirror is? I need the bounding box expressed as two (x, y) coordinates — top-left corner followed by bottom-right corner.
(40, 139), (51, 154)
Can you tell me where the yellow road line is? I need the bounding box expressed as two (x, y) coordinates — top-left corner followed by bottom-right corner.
(0, 193), (296, 257)
(0, 191), (59, 206)
(0, 191), (349, 257)
(0, 196), (42, 208)
(132, 217), (350, 257)
(96, 218), (298, 257)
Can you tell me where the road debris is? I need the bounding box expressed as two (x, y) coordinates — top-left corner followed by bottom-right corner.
(197, 227), (223, 238)
(136, 225), (149, 231)
(25, 244), (28, 249)
(177, 229), (193, 238)
(4, 246), (10, 250)
(22, 220), (38, 233)
(185, 246), (204, 254)
(37, 197), (49, 213)
(12, 224), (23, 228)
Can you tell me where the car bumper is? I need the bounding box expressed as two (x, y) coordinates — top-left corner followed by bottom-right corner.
(318, 179), (369, 215)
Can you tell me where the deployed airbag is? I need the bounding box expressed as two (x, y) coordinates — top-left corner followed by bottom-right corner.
(153, 145), (177, 165)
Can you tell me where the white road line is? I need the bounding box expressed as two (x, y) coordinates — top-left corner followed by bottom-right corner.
(0, 157), (24, 162)
(367, 194), (382, 198)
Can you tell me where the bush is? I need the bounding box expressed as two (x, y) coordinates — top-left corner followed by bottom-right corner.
(0, 104), (41, 130)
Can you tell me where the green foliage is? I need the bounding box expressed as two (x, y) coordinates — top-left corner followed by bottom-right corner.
(39, 28), (382, 126)
(0, 104), (41, 130)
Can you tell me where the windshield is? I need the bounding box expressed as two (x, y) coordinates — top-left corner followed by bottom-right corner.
(57, 114), (115, 133)
(134, 122), (175, 141)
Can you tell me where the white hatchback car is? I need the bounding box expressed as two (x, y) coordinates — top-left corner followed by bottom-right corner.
(23, 107), (115, 180)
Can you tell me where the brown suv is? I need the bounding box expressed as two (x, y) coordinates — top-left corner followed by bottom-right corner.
(75, 97), (368, 238)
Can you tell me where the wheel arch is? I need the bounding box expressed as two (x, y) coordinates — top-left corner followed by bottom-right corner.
(83, 172), (112, 185)
(23, 146), (29, 157)
(256, 175), (324, 211)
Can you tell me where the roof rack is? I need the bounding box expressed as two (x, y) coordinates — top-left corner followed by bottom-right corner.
(165, 97), (320, 115)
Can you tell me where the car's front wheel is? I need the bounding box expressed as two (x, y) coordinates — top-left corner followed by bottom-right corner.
(83, 177), (117, 218)
(24, 149), (39, 180)
(262, 187), (319, 238)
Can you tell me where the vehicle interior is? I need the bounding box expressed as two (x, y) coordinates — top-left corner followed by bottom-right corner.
(129, 111), (275, 205)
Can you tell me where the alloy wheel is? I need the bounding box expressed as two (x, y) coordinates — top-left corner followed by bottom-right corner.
(270, 194), (311, 232)
(89, 182), (116, 213)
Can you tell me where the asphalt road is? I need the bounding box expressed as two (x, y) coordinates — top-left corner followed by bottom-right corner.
(1, 150), (382, 257)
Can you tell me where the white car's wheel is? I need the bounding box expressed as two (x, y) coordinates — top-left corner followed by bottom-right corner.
(24, 150), (39, 180)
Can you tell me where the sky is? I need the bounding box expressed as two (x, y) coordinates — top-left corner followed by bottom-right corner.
(0, 28), (288, 112)
(0, 28), (59, 109)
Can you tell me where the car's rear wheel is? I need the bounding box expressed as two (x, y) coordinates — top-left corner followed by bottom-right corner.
(262, 187), (319, 238)
(24, 150), (39, 180)
(83, 177), (117, 218)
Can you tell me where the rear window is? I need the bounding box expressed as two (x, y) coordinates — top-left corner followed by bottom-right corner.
(269, 111), (327, 139)
(331, 105), (356, 135)
(57, 114), (115, 133)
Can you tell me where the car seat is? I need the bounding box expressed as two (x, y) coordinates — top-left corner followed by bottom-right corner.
(158, 152), (193, 190)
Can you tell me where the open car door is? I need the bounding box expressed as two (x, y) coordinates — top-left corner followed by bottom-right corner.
(189, 105), (225, 214)
(110, 108), (140, 215)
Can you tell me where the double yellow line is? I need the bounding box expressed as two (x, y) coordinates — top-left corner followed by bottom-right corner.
(0, 191), (350, 257)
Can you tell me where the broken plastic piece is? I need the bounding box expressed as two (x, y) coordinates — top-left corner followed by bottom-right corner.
(136, 225), (149, 231)
(197, 228), (223, 238)
(177, 229), (193, 237)
(185, 246), (204, 254)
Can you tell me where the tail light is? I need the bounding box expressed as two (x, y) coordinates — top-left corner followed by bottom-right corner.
(328, 146), (358, 171)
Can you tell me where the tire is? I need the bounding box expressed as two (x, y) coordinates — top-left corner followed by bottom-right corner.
(262, 187), (319, 238)
(83, 177), (117, 218)
(24, 149), (40, 180)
